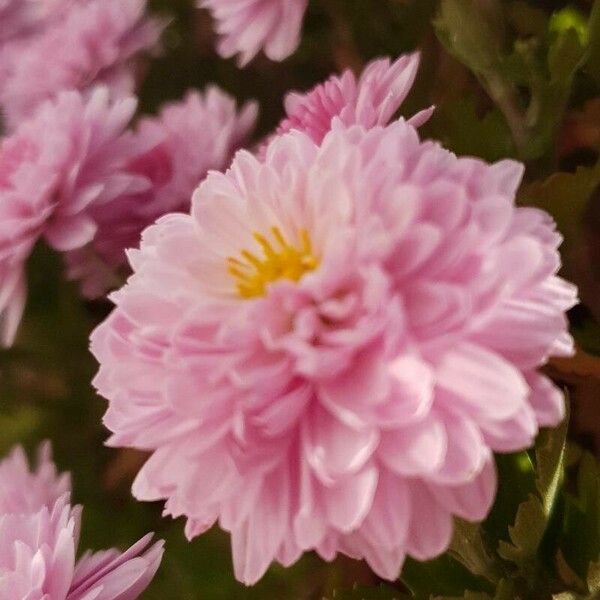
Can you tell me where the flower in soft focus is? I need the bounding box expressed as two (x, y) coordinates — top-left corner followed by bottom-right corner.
(65, 87), (258, 299)
(275, 53), (434, 144)
(0, 0), (76, 42)
(91, 119), (577, 584)
(0, 87), (150, 345)
(199, 0), (308, 66)
(0, 442), (69, 514)
(0, 444), (163, 600)
(0, 0), (40, 42)
(0, 0), (165, 128)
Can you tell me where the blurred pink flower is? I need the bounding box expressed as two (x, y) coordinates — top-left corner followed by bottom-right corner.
(0, 445), (163, 600)
(0, 442), (70, 515)
(0, 87), (150, 345)
(276, 53), (433, 144)
(0, 0), (76, 42)
(0, 0), (165, 128)
(91, 120), (577, 584)
(65, 87), (258, 298)
(0, 0), (40, 42)
(199, 0), (308, 65)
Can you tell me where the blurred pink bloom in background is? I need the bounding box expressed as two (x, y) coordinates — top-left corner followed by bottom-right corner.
(0, 444), (163, 600)
(0, 0), (164, 128)
(276, 53), (433, 144)
(0, 443), (69, 515)
(91, 116), (577, 584)
(65, 87), (258, 299)
(0, 87), (149, 345)
(199, 0), (308, 65)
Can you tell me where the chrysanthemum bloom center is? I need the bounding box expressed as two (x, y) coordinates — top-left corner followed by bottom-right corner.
(227, 226), (318, 298)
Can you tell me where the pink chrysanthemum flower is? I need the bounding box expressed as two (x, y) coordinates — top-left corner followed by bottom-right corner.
(0, 0), (76, 43)
(65, 87), (258, 299)
(91, 120), (577, 584)
(275, 53), (433, 144)
(0, 87), (150, 345)
(199, 0), (308, 66)
(0, 0), (39, 42)
(0, 443), (70, 514)
(0, 0), (164, 127)
(0, 445), (163, 600)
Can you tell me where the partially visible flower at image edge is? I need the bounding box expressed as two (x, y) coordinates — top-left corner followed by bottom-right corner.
(0, 0), (165, 128)
(199, 0), (308, 66)
(0, 442), (163, 600)
(0, 87), (151, 346)
(91, 72), (577, 585)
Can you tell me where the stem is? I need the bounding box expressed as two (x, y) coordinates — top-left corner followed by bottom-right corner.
(485, 74), (530, 157)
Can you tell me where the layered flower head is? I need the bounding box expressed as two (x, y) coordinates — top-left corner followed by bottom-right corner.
(0, 444), (163, 600)
(199, 0), (308, 66)
(276, 53), (433, 144)
(0, 87), (149, 345)
(0, 0), (164, 127)
(65, 87), (258, 298)
(0, 443), (69, 514)
(92, 120), (577, 584)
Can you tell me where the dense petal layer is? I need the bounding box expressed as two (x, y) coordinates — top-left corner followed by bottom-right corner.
(92, 116), (576, 584)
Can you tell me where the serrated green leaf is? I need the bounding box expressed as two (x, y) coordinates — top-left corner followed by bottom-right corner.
(484, 452), (536, 543)
(449, 519), (502, 584)
(497, 494), (547, 579)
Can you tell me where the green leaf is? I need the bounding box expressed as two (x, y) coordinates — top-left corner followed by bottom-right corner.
(556, 549), (588, 594)
(534, 411), (569, 517)
(484, 452), (536, 543)
(560, 452), (600, 580)
(497, 494), (548, 580)
(519, 162), (600, 268)
(433, 0), (506, 78)
(448, 519), (502, 584)
(401, 554), (492, 599)
(584, 0), (600, 84)
(428, 98), (515, 161)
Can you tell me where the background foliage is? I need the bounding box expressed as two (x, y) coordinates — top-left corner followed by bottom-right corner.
(3, 0), (600, 598)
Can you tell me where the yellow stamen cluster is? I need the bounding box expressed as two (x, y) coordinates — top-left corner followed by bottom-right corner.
(227, 227), (319, 298)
